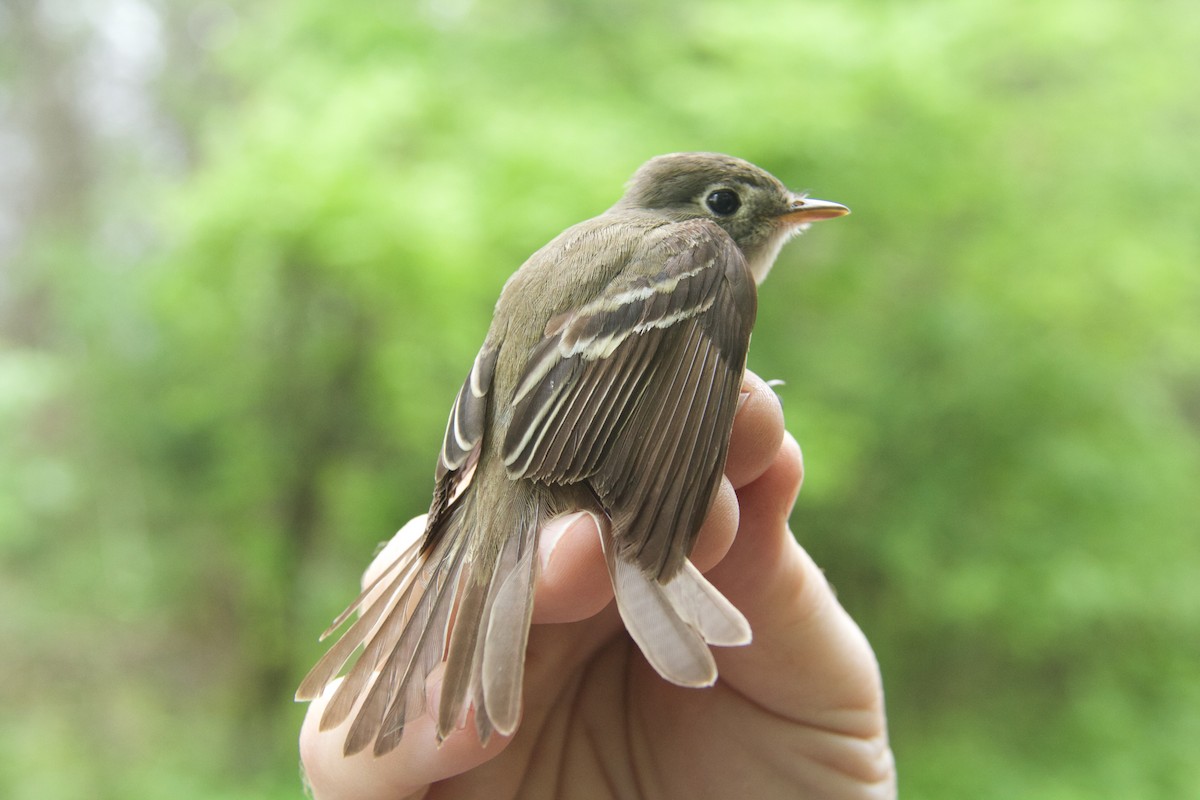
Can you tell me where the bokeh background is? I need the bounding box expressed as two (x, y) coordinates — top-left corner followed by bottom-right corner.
(2, 0), (1198, 797)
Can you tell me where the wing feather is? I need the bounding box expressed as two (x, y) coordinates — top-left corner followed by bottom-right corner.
(503, 220), (756, 579)
(424, 342), (499, 552)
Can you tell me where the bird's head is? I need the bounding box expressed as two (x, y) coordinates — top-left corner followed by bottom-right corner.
(616, 152), (848, 282)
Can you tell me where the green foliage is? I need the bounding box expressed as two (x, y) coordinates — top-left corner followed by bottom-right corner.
(3, 0), (1198, 796)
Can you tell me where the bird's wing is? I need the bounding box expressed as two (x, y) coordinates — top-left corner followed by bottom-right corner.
(502, 219), (757, 579)
(423, 341), (500, 550)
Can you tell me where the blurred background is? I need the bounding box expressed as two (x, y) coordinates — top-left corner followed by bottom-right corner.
(2, 0), (1197, 797)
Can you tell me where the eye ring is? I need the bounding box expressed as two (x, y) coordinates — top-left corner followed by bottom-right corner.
(705, 189), (741, 216)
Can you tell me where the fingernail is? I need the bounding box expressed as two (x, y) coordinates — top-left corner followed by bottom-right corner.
(539, 512), (586, 570)
(737, 390), (751, 413)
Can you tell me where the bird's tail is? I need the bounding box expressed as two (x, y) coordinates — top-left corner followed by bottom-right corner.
(295, 474), (541, 755)
(601, 523), (752, 687)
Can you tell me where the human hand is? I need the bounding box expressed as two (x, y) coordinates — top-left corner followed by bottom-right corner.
(299, 370), (895, 799)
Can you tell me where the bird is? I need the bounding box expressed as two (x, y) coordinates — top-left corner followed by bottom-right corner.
(295, 152), (849, 757)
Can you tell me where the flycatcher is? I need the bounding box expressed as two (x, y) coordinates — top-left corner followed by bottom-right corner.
(296, 152), (849, 756)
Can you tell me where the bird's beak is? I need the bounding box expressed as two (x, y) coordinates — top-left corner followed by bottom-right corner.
(780, 195), (850, 225)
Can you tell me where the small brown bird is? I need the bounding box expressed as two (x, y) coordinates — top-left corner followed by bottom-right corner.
(296, 152), (849, 756)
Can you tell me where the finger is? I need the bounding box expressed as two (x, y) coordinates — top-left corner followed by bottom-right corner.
(532, 511), (612, 624)
(300, 675), (509, 800)
(725, 370), (786, 490)
(532, 471), (741, 625)
(709, 433), (885, 729)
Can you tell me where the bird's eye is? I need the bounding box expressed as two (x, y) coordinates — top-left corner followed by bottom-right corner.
(705, 189), (741, 216)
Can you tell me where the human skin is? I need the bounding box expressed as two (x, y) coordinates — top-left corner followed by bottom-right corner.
(299, 370), (896, 800)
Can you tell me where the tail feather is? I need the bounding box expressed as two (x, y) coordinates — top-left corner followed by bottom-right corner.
(295, 548), (419, 704)
(299, 477), (543, 756)
(467, 527), (522, 745)
(463, 532), (520, 746)
(481, 515), (539, 736)
(320, 535), (422, 640)
(298, 481), (751, 756)
(342, 528), (470, 755)
(436, 549), (499, 741)
(661, 560), (752, 647)
(602, 525), (750, 687)
(605, 536), (715, 687)
(438, 502), (530, 742)
(314, 552), (435, 729)
(371, 592), (451, 756)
